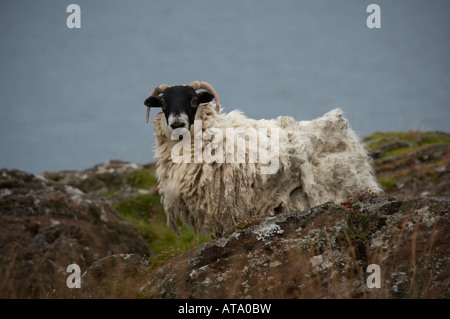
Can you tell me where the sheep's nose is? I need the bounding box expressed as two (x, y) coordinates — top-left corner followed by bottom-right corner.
(170, 122), (186, 130)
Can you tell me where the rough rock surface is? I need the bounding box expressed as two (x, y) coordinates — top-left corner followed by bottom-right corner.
(82, 196), (449, 298)
(1, 132), (449, 299)
(0, 168), (150, 298)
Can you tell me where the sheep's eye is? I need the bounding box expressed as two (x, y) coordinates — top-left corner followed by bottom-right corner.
(191, 98), (199, 107)
(161, 99), (167, 110)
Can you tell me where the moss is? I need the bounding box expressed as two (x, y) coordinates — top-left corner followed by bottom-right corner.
(338, 191), (378, 252)
(416, 131), (450, 146)
(383, 146), (418, 158)
(221, 216), (262, 238)
(363, 134), (401, 150)
(364, 131), (450, 156)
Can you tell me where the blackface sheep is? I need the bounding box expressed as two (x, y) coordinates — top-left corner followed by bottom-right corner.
(144, 81), (381, 236)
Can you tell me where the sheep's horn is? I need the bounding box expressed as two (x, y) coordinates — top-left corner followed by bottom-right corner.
(146, 84), (170, 123)
(187, 81), (220, 113)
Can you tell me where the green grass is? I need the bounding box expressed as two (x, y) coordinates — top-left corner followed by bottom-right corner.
(94, 169), (211, 271)
(126, 170), (158, 189)
(114, 190), (209, 255)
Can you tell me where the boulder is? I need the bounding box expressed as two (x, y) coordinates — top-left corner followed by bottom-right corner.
(0, 168), (150, 298)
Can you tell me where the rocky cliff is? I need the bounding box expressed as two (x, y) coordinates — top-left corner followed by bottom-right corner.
(0, 131), (448, 298)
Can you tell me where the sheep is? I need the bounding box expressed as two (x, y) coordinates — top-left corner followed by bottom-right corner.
(144, 81), (381, 236)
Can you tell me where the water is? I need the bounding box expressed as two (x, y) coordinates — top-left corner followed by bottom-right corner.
(1, 0), (449, 174)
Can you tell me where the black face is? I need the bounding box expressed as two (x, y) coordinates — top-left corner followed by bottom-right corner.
(144, 86), (214, 131)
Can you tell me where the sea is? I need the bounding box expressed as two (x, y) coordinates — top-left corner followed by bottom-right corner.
(1, 0), (449, 173)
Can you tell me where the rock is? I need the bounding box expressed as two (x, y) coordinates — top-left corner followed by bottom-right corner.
(43, 160), (156, 201)
(371, 139), (449, 199)
(363, 132), (449, 199)
(107, 195), (447, 299)
(1, 132), (449, 299)
(0, 168), (151, 298)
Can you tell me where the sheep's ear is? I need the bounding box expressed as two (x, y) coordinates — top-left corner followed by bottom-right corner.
(197, 91), (215, 104)
(144, 96), (162, 108)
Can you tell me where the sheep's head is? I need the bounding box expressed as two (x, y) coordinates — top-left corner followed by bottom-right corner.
(144, 81), (220, 133)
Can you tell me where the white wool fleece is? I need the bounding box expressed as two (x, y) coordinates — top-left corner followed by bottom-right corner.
(152, 103), (381, 236)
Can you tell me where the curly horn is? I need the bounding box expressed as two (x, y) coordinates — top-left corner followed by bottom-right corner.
(187, 81), (220, 113)
(146, 84), (170, 123)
